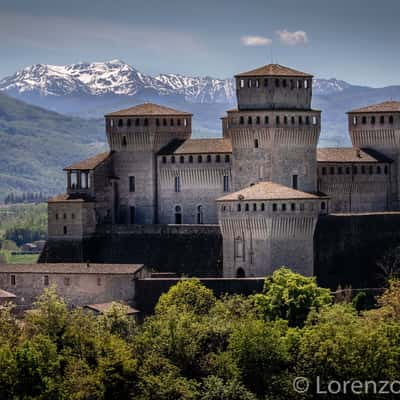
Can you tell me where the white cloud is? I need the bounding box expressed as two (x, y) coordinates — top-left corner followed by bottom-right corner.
(241, 35), (272, 47)
(276, 30), (308, 46)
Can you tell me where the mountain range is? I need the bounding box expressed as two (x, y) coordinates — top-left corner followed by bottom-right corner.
(1, 60), (400, 198)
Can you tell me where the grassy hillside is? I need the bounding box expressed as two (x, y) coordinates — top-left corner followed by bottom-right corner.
(0, 92), (105, 199)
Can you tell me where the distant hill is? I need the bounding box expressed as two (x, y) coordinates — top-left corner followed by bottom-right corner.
(0, 92), (104, 200)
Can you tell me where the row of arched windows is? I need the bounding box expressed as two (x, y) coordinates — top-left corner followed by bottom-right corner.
(320, 165), (388, 176)
(352, 115), (394, 126)
(110, 117), (188, 128)
(221, 201), (325, 212)
(238, 78), (311, 90)
(161, 154), (231, 164)
(234, 114), (318, 126)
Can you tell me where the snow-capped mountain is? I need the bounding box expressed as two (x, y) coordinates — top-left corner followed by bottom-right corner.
(0, 60), (236, 104)
(0, 59), (351, 104)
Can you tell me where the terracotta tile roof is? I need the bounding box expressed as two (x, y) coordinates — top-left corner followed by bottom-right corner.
(348, 101), (400, 113)
(105, 103), (192, 117)
(48, 193), (95, 203)
(85, 302), (139, 315)
(317, 148), (392, 163)
(0, 289), (16, 299)
(0, 263), (144, 275)
(217, 182), (324, 201)
(158, 138), (232, 155)
(64, 152), (112, 171)
(235, 64), (313, 78)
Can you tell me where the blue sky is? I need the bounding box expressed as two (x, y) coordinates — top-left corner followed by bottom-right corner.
(0, 0), (399, 86)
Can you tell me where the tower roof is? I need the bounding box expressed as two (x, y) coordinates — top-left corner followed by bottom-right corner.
(235, 64), (313, 78)
(217, 182), (324, 202)
(348, 101), (400, 114)
(105, 103), (192, 117)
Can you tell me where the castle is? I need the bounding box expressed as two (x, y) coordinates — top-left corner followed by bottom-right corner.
(47, 63), (400, 278)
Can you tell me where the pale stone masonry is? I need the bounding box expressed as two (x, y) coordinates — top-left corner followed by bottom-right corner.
(48, 63), (400, 278)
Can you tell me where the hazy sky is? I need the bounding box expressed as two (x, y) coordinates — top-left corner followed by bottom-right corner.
(1, 0), (399, 86)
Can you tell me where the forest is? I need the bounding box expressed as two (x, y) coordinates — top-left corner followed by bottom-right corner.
(0, 267), (399, 399)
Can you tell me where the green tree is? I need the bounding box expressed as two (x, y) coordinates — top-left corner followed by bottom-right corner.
(156, 279), (216, 316)
(253, 267), (332, 327)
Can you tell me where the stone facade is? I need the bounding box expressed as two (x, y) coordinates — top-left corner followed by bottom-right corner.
(0, 264), (145, 308)
(46, 63), (400, 278)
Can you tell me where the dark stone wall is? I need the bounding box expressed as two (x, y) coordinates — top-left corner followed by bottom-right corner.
(40, 214), (400, 290)
(315, 213), (400, 289)
(40, 224), (223, 277)
(134, 277), (265, 315)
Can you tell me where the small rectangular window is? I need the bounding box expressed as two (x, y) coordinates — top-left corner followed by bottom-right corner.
(175, 176), (181, 193)
(240, 79), (244, 88)
(292, 175), (298, 190)
(130, 206), (136, 224)
(129, 176), (135, 192)
(10, 275), (16, 286)
(223, 175), (229, 192)
(44, 275), (49, 286)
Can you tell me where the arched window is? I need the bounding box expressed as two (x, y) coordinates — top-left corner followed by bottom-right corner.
(216, 155), (221, 163)
(207, 155), (212, 163)
(284, 116), (288, 125)
(264, 116), (269, 124)
(312, 116), (318, 125)
(110, 120), (114, 128)
(245, 203), (249, 211)
(122, 136), (127, 147)
(264, 78), (268, 87)
(170, 119), (174, 126)
(156, 118), (160, 126)
(275, 79), (280, 87)
(305, 116), (310, 125)
(282, 79), (287, 88)
(272, 203), (277, 212)
(282, 203), (287, 211)
(261, 203), (265, 211)
(254, 139), (259, 148)
(174, 205), (182, 224)
(255, 79), (260, 88)
(135, 118), (140, 126)
(252, 203), (257, 211)
(290, 79), (294, 89)
(377, 166), (381, 174)
(304, 80), (308, 89)
(371, 116), (376, 124)
(380, 115), (385, 124)
(189, 155), (193, 163)
(198, 155), (202, 163)
(240, 116), (244, 125)
(298, 80), (303, 89)
(389, 116), (394, 124)
(362, 116), (367, 124)
(299, 116), (303, 125)
(256, 116), (260, 124)
(225, 154), (230, 162)
(118, 119), (123, 127)
(248, 79), (252, 88)
(236, 268), (245, 278)
(171, 156), (175, 164)
(321, 202), (326, 211)
(276, 116), (280, 124)
(291, 203), (296, 211)
(237, 203), (241, 212)
(248, 116), (252, 125)
(174, 176), (181, 192)
(163, 118), (167, 126)
(144, 118), (149, 126)
(239, 79), (244, 88)
(196, 205), (204, 224)
(127, 119), (131, 127)
(180, 156), (185, 163)
(177, 119), (181, 126)
(291, 116), (296, 125)
(162, 156), (167, 164)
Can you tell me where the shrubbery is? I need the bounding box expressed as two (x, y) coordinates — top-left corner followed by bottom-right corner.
(0, 268), (400, 399)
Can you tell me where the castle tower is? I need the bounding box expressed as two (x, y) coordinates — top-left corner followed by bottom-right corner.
(217, 182), (328, 277)
(225, 64), (321, 193)
(348, 101), (400, 209)
(105, 103), (192, 224)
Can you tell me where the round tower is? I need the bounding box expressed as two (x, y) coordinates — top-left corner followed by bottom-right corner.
(348, 101), (400, 208)
(105, 103), (192, 224)
(226, 64), (321, 193)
